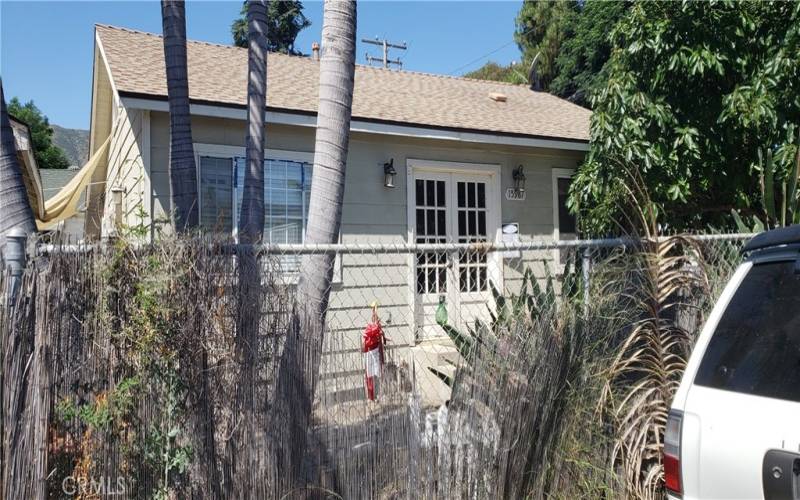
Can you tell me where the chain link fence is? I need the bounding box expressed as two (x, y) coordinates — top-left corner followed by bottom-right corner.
(1, 232), (752, 498)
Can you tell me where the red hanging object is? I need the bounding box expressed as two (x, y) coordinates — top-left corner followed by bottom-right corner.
(362, 303), (386, 400)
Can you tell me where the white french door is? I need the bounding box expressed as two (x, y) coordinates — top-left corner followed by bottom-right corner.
(411, 169), (500, 340)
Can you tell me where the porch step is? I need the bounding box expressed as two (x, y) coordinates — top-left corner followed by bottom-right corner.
(429, 363), (457, 381)
(439, 348), (462, 366)
(409, 340), (464, 408)
(411, 341), (461, 367)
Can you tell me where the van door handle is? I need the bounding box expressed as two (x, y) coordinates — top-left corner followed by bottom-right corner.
(794, 458), (800, 500)
(761, 449), (800, 500)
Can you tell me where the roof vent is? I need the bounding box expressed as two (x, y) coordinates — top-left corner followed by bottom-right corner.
(488, 92), (507, 102)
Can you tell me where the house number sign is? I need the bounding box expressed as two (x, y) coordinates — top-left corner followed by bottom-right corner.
(505, 188), (526, 201)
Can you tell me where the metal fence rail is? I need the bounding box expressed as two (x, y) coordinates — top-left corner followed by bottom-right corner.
(32, 232), (755, 256)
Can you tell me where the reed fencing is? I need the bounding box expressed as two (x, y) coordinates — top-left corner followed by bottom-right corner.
(0, 232), (751, 499)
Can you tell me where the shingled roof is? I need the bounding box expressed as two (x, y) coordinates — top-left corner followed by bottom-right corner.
(96, 24), (590, 143)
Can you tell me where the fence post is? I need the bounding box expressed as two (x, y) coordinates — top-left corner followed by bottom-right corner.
(4, 226), (28, 308)
(581, 247), (592, 308)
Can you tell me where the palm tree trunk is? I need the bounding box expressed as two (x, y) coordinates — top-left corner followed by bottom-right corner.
(238, 0), (268, 244)
(0, 80), (36, 245)
(161, 0), (199, 232)
(233, 1), (269, 495)
(270, 1), (356, 490)
(298, 0), (356, 339)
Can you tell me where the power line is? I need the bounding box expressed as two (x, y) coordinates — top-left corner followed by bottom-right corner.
(447, 24), (537, 76)
(448, 39), (518, 75)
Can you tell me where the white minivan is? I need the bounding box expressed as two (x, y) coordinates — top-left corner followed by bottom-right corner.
(667, 227), (800, 500)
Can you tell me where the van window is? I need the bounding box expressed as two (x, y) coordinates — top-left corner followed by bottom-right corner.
(695, 260), (800, 402)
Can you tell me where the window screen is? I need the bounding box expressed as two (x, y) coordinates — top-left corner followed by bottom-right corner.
(557, 177), (576, 234)
(199, 154), (319, 278)
(694, 261), (800, 402)
(199, 156), (234, 232)
(199, 156), (311, 241)
(234, 157), (312, 244)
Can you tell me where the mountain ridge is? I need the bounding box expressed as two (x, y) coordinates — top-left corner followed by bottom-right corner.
(52, 124), (89, 167)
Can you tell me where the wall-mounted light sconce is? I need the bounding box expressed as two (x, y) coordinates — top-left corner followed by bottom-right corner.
(512, 165), (526, 194)
(383, 159), (397, 188)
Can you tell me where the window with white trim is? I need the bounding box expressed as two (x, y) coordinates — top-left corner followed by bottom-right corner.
(198, 151), (341, 282)
(198, 155), (313, 243)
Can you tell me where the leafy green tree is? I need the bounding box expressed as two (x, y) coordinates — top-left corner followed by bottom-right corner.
(515, 0), (579, 90)
(550, 0), (630, 106)
(469, 0), (625, 108)
(231, 0), (310, 54)
(570, 0), (800, 234)
(732, 134), (800, 232)
(7, 97), (70, 169)
(463, 61), (527, 84)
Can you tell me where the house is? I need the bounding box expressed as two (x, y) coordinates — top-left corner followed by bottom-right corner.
(86, 24), (590, 404)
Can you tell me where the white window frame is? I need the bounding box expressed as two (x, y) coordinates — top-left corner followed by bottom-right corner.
(194, 143), (341, 283)
(195, 143), (314, 238)
(552, 168), (577, 266)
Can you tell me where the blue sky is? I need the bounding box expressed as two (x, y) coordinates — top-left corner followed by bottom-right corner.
(1, 0), (523, 130)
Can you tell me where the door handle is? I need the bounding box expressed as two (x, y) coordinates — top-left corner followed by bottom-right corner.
(762, 449), (800, 500)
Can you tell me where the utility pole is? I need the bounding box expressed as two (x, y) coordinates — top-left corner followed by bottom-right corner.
(363, 36), (406, 69)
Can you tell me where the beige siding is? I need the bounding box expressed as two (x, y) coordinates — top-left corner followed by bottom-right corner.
(101, 104), (150, 238)
(339, 131), (582, 299)
(143, 111), (585, 402)
(148, 111), (170, 234)
(85, 45), (115, 239)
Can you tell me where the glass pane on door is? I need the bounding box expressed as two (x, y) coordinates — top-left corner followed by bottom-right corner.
(456, 181), (489, 293)
(415, 178), (447, 295)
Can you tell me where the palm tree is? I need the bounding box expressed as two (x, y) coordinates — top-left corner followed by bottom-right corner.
(270, 1), (356, 491)
(238, 0), (268, 244)
(232, 1), (268, 494)
(161, 0), (199, 232)
(293, 0), (356, 403)
(0, 80), (36, 244)
(298, 0), (357, 336)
